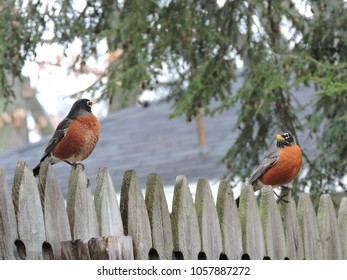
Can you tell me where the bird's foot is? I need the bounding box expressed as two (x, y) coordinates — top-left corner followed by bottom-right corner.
(64, 161), (85, 171)
(273, 190), (289, 203)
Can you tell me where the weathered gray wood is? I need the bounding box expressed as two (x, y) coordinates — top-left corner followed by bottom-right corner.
(259, 186), (286, 259)
(279, 188), (304, 260)
(297, 193), (322, 259)
(338, 197), (347, 259)
(216, 181), (242, 260)
(145, 173), (173, 260)
(12, 161), (45, 259)
(195, 178), (223, 259)
(0, 169), (18, 259)
(37, 163), (71, 259)
(317, 194), (342, 259)
(88, 236), (134, 260)
(94, 168), (124, 236)
(61, 239), (91, 260)
(171, 176), (201, 259)
(67, 168), (99, 240)
(238, 182), (265, 259)
(120, 170), (152, 260)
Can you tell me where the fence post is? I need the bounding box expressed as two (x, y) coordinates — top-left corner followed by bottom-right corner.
(120, 170), (152, 260)
(279, 187), (304, 260)
(259, 186), (286, 259)
(338, 197), (347, 260)
(171, 176), (201, 259)
(145, 173), (173, 260)
(216, 181), (242, 260)
(318, 194), (342, 259)
(37, 162), (71, 259)
(297, 193), (322, 259)
(195, 178), (223, 259)
(238, 182), (265, 259)
(0, 169), (18, 259)
(12, 161), (45, 259)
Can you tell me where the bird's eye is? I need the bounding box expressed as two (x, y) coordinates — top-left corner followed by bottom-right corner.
(283, 132), (289, 139)
(86, 100), (92, 106)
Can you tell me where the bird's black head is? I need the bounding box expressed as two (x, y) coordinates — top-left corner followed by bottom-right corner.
(67, 99), (96, 119)
(276, 131), (296, 147)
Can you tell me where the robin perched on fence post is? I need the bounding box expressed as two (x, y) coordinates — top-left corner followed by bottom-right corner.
(236, 131), (302, 206)
(32, 99), (100, 177)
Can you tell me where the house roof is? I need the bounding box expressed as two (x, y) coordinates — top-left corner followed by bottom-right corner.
(0, 83), (316, 197)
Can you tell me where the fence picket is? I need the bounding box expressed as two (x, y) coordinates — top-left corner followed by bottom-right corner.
(279, 188), (304, 260)
(297, 193), (322, 259)
(238, 183), (265, 259)
(318, 194), (342, 259)
(94, 168), (124, 236)
(11, 161), (46, 259)
(38, 163), (71, 259)
(259, 186), (286, 259)
(145, 173), (173, 260)
(0, 169), (17, 259)
(337, 197), (347, 260)
(66, 168), (99, 240)
(216, 181), (242, 260)
(195, 178), (223, 260)
(120, 170), (152, 260)
(171, 176), (201, 259)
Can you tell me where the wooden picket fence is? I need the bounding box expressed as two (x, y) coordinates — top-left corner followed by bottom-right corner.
(0, 161), (346, 260)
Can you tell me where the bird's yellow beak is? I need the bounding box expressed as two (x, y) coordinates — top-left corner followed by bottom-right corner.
(276, 134), (284, 142)
(90, 101), (97, 106)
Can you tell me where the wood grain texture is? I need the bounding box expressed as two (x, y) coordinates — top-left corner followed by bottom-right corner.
(337, 197), (347, 260)
(259, 186), (286, 259)
(0, 169), (18, 259)
(66, 168), (99, 240)
(238, 182), (265, 259)
(317, 194), (342, 259)
(94, 168), (124, 236)
(120, 170), (152, 260)
(171, 175), (201, 259)
(12, 161), (45, 259)
(145, 173), (173, 260)
(195, 178), (223, 259)
(216, 181), (242, 260)
(38, 162), (71, 259)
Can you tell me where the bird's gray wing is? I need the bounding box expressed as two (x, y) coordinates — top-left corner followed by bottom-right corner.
(249, 147), (279, 190)
(39, 118), (72, 162)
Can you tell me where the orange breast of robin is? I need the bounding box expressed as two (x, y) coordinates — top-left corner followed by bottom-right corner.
(53, 115), (100, 162)
(260, 145), (302, 187)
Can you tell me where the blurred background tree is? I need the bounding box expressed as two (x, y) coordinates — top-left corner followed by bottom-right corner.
(1, 0), (346, 193)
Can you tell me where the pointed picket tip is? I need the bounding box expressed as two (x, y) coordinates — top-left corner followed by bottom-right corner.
(279, 187), (304, 260)
(195, 178), (223, 260)
(67, 167), (99, 240)
(216, 180), (242, 260)
(171, 175), (201, 260)
(238, 182), (265, 259)
(317, 194), (342, 259)
(94, 167), (124, 237)
(297, 193), (322, 259)
(120, 170), (152, 260)
(37, 162), (71, 259)
(259, 186), (286, 259)
(0, 169), (18, 259)
(12, 161), (45, 259)
(145, 173), (173, 260)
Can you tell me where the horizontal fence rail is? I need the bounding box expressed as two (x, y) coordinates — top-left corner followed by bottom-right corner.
(0, 161), (346, 260)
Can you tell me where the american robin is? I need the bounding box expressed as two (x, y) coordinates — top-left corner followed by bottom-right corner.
(32, 99), (100, 177)
(236, 131), (302, 205)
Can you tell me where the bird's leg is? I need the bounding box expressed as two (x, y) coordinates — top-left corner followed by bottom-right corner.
(64, 161), (85, 171)
(273, 188), (289, 203)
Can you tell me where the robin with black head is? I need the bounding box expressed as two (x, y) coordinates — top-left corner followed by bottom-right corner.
(32, 99), (100, 177)
(236, 131), (302, 205)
